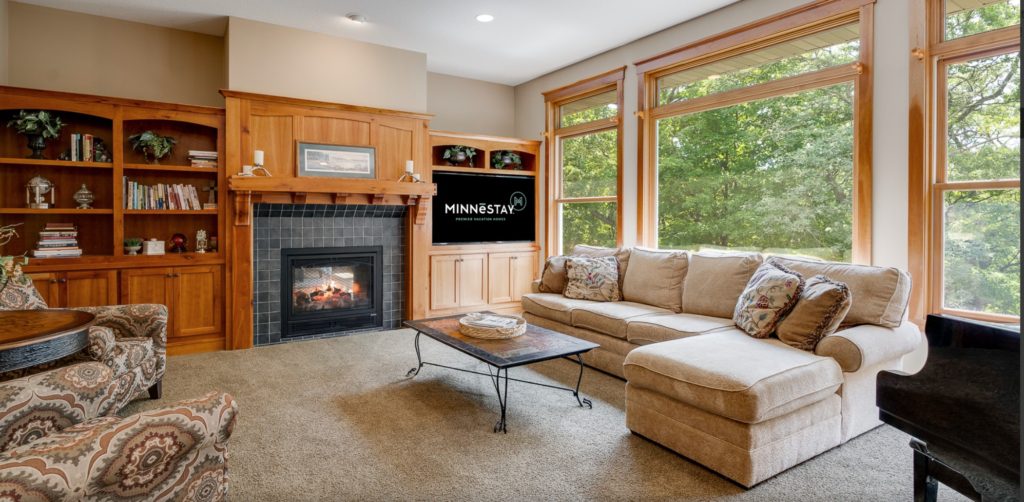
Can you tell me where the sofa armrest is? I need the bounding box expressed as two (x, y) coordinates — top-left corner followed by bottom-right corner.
(72, 304), (167, 346)
(815, 322), (921, 372)
(0, 391), (237, 500)
(531, 279), (542, 294)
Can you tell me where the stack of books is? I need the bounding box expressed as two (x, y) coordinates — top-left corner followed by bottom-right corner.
(69, 133), (94, 162)
(123, 178), (203, 210)
(188, 150), (218, 168)
(32, 223), (82, 258)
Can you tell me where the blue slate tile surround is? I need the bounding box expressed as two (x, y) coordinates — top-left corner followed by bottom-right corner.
(252, 203), (406, 346)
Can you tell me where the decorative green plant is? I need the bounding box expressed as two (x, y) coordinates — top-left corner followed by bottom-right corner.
(6, 110), (65, 159)
(491, 150), (523, 169)
(442, 145), (478, 166)
(123, 237), (143, 247)
(6, 110), (64, 139)
(128, 131), (177, 163)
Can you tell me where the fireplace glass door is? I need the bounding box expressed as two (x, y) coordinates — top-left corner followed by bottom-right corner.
(280, 246), (383, 338)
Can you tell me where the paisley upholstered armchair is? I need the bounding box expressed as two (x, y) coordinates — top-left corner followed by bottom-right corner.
(0, 267), (166, 407)
(0, 365), (237, 501)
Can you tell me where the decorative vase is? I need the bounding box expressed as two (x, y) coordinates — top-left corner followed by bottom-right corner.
(73, 184), (95, 209)
(124, 245), (141, 256)
(145, 150), (160, 165)
(453, 152), (467, 165)
(26, 134), (47, 159)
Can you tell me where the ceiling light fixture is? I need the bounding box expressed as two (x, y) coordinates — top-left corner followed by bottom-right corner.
(345, 13), (368, 24)
(475, 14), (495, 23)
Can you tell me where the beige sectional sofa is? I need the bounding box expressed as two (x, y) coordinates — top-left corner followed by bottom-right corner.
(521, 247), (919, 487)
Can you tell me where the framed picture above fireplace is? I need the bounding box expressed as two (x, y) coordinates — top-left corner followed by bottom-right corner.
(296, 142), (376, 179)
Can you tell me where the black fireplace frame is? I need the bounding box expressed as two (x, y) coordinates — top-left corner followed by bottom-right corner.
(280, 246), (384, 338)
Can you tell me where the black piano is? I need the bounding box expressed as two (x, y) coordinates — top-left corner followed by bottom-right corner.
(877, 314), (1019, 501)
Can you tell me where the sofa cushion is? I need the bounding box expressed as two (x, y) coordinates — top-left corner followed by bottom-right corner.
(626, 313), (733, 345)
(521, 293), (595, 325)
(538, 256), (569, 293)
(733, 261), (803, 338)
(0, 271), (48, 310)
(571, 301), (671, 339)
(572, 245), (630, 288)
(621, 248), (688, 312)
(770, 256), (911, 328)
(777, 275), (852, 350)
(681, 253), (763, 318)
(624, 329), (843, 423)
(564, 256), (621, 301)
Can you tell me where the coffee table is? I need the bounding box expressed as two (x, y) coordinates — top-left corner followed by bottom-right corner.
(0, 309), (95, 373)
(404, 313), (599, 433)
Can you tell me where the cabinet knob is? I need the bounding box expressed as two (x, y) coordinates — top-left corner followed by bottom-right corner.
(48, 279), (58, 284)
(166, 273), (175, 278)
(57, 278), (67, 284)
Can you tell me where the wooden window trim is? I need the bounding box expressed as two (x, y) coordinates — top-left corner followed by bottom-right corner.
(636, 0), (874, 263)
(908, 0), (1020, 325)
(544, 68), (626, 256)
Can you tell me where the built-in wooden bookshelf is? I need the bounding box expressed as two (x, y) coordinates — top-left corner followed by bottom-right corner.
(0, 86), (227, 355)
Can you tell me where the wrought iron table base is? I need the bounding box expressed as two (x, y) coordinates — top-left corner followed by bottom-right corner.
(405, 331), (593, 433)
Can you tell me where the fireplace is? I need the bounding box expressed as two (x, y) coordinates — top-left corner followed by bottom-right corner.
(280, 246), (383, 338)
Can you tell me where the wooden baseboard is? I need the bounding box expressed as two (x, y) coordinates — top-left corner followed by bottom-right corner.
(167, 335), (225, 356)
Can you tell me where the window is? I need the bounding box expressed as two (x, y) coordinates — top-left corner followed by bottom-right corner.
(911, 0), (1020, 322)
(543, 69), (625, 255)
(637, 1), (872, 261)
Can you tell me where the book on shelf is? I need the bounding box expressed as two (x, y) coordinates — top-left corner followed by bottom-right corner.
(30, 248), (83, 258)
(68, 134), (96, 162)
(187, 150), (218, 168)
(123, 178), (204, 210)
(43, 222), (76, 230)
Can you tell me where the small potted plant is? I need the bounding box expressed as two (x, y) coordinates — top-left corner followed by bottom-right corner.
(123, 237), (143, 256)
(442, 145), (478, 167)
(491, 150), (522, 170)
(6, 110), (64, 159)
(128, 131), (176, 164)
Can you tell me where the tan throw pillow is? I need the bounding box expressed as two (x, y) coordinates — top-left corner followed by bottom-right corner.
(572, 245), (630, 288)
(681, 252), (763, 318)
(563, 256), (621, 302)
(770, 256), (911, 327)
(776, 275), (852, 350)
(538, 256), (569, 293)
(733, 261), (804, 338)
(621, 248), (688, 312)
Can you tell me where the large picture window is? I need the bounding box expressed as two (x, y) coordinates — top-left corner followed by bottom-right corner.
(911, 0), (1020, 322)
(637, 1), (872, 261)
(543, 69), (625, 255)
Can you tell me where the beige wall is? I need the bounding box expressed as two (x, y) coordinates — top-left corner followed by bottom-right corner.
(227, 17), (427, 113)
(428, 72), (515, 136)
(0, 0), (8, 85)
(7, 2), (223, 107)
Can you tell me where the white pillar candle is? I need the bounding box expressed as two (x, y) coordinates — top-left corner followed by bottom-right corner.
(254, 150), (265, 166)
(405, 160), (415, 173)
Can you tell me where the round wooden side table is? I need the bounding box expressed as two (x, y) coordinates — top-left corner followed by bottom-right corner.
(0, 310), (95, 373)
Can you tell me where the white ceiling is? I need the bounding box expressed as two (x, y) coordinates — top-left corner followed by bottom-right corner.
(14, 0), (739, 85)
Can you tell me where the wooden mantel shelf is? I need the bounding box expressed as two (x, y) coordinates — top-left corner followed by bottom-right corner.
(227, 176), (436, 197)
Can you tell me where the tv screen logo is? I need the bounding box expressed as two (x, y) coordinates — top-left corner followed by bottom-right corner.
(510, 191), (527, 212)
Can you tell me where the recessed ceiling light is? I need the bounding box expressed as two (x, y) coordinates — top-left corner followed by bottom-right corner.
(475, 14), (495, 23)
(345, 13), (368, 24)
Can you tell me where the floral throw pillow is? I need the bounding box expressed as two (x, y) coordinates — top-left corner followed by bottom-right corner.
(733, 261), (804, 338)
(563, 256), (621, 302)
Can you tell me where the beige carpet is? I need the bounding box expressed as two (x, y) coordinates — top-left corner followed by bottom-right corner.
(124, 329), (968, 501)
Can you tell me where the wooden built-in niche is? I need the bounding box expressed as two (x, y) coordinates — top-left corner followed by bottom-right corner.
(222, 90), (436, 350)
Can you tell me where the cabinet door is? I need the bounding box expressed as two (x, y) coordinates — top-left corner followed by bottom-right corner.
(64, 270), (118, 308)
(121, 268), (175, 334)
(173, 266), (222, 338)
(28, 273), (61, 307)
(457, 254), (488, 308)
(487, 253), (514, 304)
(511, 252), (539, 302)
(429, 255), (460, 311)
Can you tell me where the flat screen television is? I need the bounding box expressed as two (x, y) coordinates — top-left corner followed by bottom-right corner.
(432, 172), (535, 245)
